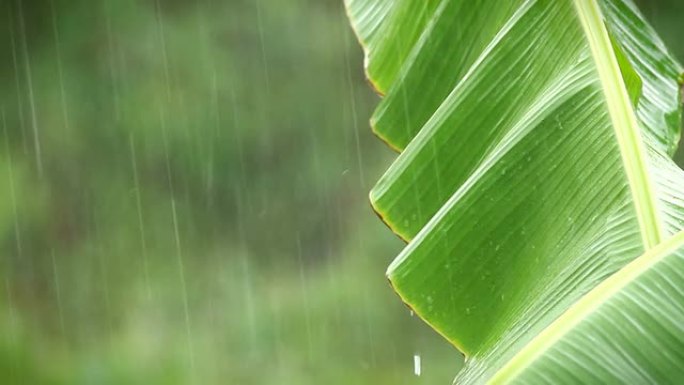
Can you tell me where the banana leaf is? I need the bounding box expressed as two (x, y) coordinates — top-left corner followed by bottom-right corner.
(346, 0), (684, 383)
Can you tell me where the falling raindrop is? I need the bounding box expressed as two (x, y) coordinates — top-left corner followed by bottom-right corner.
(16, 1), (43, 177)
(414, 354), (422, 376)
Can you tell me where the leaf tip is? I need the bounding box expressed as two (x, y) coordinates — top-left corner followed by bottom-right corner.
(369, 190), (410, 243)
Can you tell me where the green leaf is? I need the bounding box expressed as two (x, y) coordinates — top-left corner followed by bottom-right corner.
(491, 230), (684, 383)
(347, 0), (684, 382)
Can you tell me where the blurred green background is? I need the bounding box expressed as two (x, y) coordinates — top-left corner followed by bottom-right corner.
(0, 0), (682, 384)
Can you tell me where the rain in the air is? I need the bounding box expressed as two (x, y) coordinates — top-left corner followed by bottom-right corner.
(1, 0), (684, 384)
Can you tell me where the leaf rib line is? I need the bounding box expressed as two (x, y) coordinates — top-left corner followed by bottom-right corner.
(387, 61), (594, 275)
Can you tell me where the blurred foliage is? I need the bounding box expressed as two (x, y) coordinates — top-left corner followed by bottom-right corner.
(0, 0), (460, 383)
(0, 0), (681, 384)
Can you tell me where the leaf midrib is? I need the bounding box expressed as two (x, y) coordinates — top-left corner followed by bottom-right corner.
(574, 0), (662, 248)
